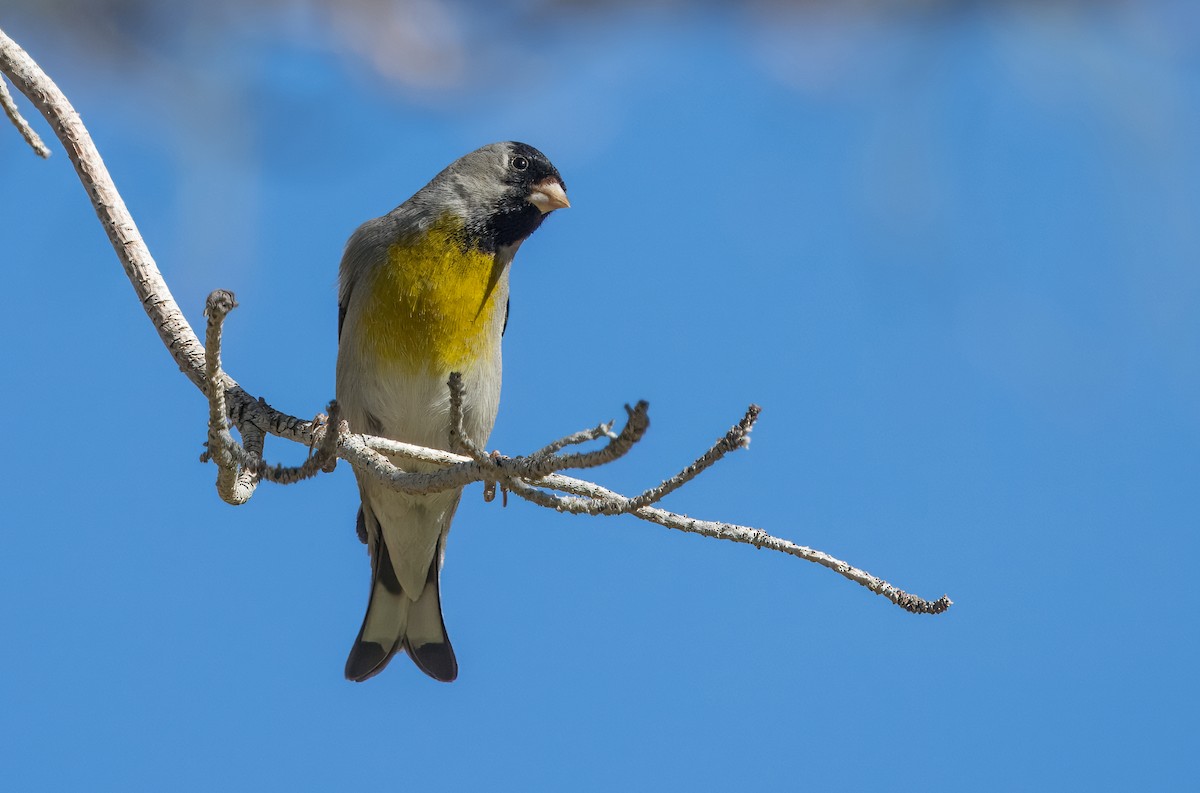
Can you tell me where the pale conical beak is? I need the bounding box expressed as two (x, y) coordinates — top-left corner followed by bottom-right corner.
(528, 178), (570, 213)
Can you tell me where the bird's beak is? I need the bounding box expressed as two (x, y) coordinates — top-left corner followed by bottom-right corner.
(528, 178), (570, 213)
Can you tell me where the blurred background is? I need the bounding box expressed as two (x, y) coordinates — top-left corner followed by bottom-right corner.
(2, 1), (1197, 790)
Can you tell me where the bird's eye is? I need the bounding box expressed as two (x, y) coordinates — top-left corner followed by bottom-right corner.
(512, 156), (529, 171)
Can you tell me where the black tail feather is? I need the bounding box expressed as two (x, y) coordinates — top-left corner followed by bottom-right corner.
(344, 506), (457, 683)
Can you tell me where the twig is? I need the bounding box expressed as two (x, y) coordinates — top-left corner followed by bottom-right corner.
(447, 372), (501, 501)
(475, 404), (758, 516)
(447, 372), (491, 463)
(254, 402), (340, 485)
(340, 433), (483, 495)
(622, 403), (760, 511)
(639, 507), (953, 614)
(505, 470), (953, 615)
(200, 289), (339, 495)
(0, 73), (49, 157)
(528, 420), (617, 459)
(235, 421), (265, 498)
(399, 396), (953, 614)
(540, 401), (649, 472)
(201, 290), (258, 504)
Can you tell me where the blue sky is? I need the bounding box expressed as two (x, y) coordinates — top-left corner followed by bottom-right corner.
(2, 3), (1198, 790)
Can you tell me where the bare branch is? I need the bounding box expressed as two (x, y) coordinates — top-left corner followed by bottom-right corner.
(0, 74), (49, 157)
(447, 372), (491, 463)
(476, 403), (759, 517)
(539, 401), (650, 472)
(0, 24), (952, 619)
(252, 403), (341, 485)
(339, 427), (501, 496)
(622, 403), (760, 511)
(201, 290), (257, 504)
(0, 25), (312, 451)
(370, 382), (952, 615)
(201, 290), (340, 495)
(527, 420), (617, 459)
(507, 470), (953, 615)
(234, 421), (265, 498)
(447, 371), (503, 500)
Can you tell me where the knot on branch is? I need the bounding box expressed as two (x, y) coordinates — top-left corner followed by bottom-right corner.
(895, 593), (954, 615)
(204, 289), (237, 322)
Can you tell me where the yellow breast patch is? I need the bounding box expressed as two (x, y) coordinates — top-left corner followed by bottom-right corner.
(359, 218), (503, 373)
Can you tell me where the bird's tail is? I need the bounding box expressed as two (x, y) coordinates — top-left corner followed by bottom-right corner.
(344, 508), (458, 683)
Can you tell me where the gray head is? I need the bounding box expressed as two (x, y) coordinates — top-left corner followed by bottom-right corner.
(409, 141), (569, 253)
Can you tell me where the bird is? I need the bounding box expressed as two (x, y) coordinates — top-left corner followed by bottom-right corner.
(336, 142), (569, 682)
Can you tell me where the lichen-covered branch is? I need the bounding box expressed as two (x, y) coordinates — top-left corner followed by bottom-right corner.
(0, 24), (952, 618)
